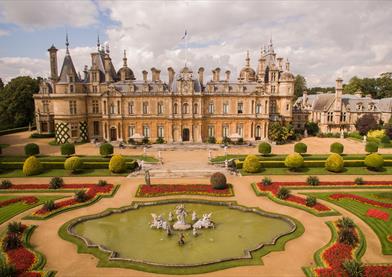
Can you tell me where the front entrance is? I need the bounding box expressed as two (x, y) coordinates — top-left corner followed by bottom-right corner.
(110, 127), (117, 141)
(182, 128), (190, 142)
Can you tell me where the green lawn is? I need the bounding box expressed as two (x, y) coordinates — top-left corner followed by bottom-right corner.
(0, 195), (64, 224)
(240, 166), (392, 175)
(0, 168), (129, 178)
(303, 191), (392, 255)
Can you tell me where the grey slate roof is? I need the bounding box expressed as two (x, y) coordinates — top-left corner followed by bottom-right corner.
(58, 54), (80, 83)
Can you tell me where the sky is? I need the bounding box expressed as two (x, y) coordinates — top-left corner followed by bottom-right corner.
(0, 0), (391, 87)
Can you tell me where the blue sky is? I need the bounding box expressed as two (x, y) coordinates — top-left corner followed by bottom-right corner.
(0, 0), (391, 86)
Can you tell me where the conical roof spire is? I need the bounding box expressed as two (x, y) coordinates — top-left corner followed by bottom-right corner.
(123, 50), (127, 67)
(97, 34), (100, 51)
(245, 50), (250, 67)
(65, 32), (70, 55)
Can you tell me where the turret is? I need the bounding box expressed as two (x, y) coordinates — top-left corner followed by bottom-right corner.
(198, 67), (204, 86)
(168, 67), (175, 88)
(48, 44), (58, 81)
(334, 78), (343, 111)
(257, 49), (266, 82)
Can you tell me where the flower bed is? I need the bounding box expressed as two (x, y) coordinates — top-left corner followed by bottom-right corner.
(366, 209), (389, 221)
(269, 180), (392, 187)
(255, 182), (332, 214)
(330, 193), (392, 209)
(1, 225), (54, 276)
(0, 196), (38, 208)
(135, 184), (234, 197)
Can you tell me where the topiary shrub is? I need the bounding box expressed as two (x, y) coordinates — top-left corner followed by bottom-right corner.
(337, 217), (355, 229)
(210, 172), (228, 189)
(2, 234), (21, 250)
(294, 142), (307, 154)
(24, 143), (40, 156)
(61, 143), (75, 156)
(22, 156), (43, 176)
(365, 142), (378, 153)
(325, 153), (344, 173)
(306, 196), (317, 207)
(306, 176), (320, 186)
(100, 143), (113, 157)
(277, 187), (290, 199)
(284, 153), (304, 171)
(330, 142), (344, 154)
(364, 153), (384, 171)
(258, 142), (272, 156)
(74, 191), (88, 202)
(97, 180), (108, 186)
(243, 154), (261, 173)
(338, 228), (358, 246)
(109, 154), (126, 173)
(354, 177), (365, 185)
(343, 260), (364, 277)
(7, 222), (23, 234)
(0, 180), (12, 189)
(49, 176), (64, 189)
(64, 156), (83, 173)
(43, 200), (56, 211)
(261, 177), (272, 186)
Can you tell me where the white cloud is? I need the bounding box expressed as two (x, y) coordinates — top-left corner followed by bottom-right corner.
(0, 0), (98, 30)
(0, 29), (9, 36)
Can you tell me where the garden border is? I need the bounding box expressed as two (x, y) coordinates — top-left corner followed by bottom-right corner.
(135, 184), (235, 198)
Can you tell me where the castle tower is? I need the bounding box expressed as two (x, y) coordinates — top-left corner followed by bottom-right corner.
(334, 77), (343, 124)
(48, 44), (58, 81)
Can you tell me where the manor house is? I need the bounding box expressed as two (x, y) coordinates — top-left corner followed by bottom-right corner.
(33, 37), (295, 143)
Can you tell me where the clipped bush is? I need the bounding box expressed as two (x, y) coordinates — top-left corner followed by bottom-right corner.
(61, 143), (75, 156)
(22, 156), (43, 176)
(258, 142), (272, 156)
(100, 143), (113, 157)
(0, 180), (12, 189)
(43, 200), (56, 211)
(364, 153), (384, 171)
(325, 153), (344, 173)
(354, 177), (365, 185)
(365, 142), (378, 153)
(24, 143), (40, 156)
(74, 190), (88, 202)
(277, 187), (290, 199)
(49, 176), (64, 189)
(98, 180), (108, 186)
(306, 176), (320, 186)
(109, 154), (126, 173)
(294, 142), (307, 154)
(64, 156), (83, 173)
(330, 142), (344, 154)
(210, 172), (228, 189)
(262, 177), (272, 186)
(243, 154), (261, 173)
(284, 153), (304, 171)
(306, 196), (317, 207)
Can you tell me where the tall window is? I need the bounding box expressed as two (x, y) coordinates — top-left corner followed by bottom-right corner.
(158, 126), (164, 138)
(236, 124), (243, 137)
(109, 103), (115, 114)
(327, 112), (334, 122)
(208, 102), (214, 114)
(92, 100), (99, 113)
(128, 102), (134, 114)
(183, 103), (189, 114)
(286, 103), (290, 111)
(70, 123), (78, 137)
(173, 103), (178, 114)
(158, 102), (164, 115)
(270, 100), (277, 113)
(143, 102), (148, 114)
(69, 100), (77, 115)
(117, 100), (121, 114)
(256, 103), (261, 114)
(271, 85), (276, 94)
(92, 72), (97, 82)
(43, 100), (49, 113)
(92, 85), (98, 93)
(128, 125), (135, 137)
(103, 101), (107, 115)
(208, 125), (215, 137)
(93, 121), (100, 136)
(193, 103), (198, 114)
(69, 85), (74, 93)
(222, 124), (229, 137)
(237, 102), (243, 114)
(143, 125), (150, 137)
(223, 103), (229, 114)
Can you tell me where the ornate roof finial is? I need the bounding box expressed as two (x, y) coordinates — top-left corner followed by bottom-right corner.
(246, 50), (250, 67)
(105, 42), (110, 54)
(65, 32), (70, 55)
(123, 49), (127, 67)
(97, 34), (100, 51)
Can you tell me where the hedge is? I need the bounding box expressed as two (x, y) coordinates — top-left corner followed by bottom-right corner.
(30, 132), (55, 138)
(24, 143), (40, 156)
(61, 143), (75, 156)
(0, 126), (36, 136)
(1, 160), (139, 170)
(330, 142), (344, 154)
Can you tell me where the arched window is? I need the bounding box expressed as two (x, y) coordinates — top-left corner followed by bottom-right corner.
(183, 103), (189, 114)
(173, 103), (178, 114)
(193, 103), (198, 114)
(158, 102), (164, 115)
(256, 103), (262, 114)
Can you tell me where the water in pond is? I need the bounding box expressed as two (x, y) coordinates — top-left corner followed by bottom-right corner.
(73, 203), (293, 265)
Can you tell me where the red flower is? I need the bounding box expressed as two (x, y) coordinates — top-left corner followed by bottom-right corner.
(366, 209), (389, 221)
(6, 247), (35, 273)
(137, 184), (232, 197)
(0, 196), (38, 208)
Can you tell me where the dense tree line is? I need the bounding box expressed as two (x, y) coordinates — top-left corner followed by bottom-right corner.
(0, 76), (40, 130)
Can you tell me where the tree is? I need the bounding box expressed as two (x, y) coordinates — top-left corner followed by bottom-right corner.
(268, 122), (294, 144)
(294, 74), (307, 99)
(355, 114), (378, 135)
(305, 122), (319, 136)
(307, 86), (335, 94)
(343, 76), (362, 94)
(0, 78), (4, 91)
(0, 76), (40, 130)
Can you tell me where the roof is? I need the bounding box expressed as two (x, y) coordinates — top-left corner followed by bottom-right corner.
(58, 54), (80, 83)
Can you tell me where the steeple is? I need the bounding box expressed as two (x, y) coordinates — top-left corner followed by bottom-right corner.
(245, 50), (250, 67)
(123, 50), (127, 67)
(65, 32), (70, 55)
(97, 34), (100, 52)
(268, 37), (274, 53)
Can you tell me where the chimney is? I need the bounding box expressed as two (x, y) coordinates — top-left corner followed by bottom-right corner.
(198, 67), (204, 86)
(151, 68), (158, 82)
(104, 54), (112, 82)
(225, 70), (231, 82)
(168, 67), (175, 88)
(83, 65), (88, 81)
(48, 44), (58, 81)
(334, 77), (343, 111)
(156, 69), (161, 81)
(142, 70), (148, 82)
(302, 90), (308, 107)
(213, 68), (221, 82)
(277, 57), (283, 71)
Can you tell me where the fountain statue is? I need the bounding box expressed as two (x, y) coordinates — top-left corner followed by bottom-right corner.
(165, 224), (172, 236)
(168, 212), (173, 221)
(178, 232), (185, 245)
(173, 205), (191, 230)
(193, 213), (215, 229)
(192, 211), (197, 221)
(150, 214), (168, 230)
(192, 227), (198, 237)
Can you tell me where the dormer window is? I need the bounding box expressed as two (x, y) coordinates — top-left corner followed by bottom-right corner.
(69, 76), (73, 83)
(357, 103), (364, 111)
(69, 85), (74, 93)
(369, 103), (375, 111)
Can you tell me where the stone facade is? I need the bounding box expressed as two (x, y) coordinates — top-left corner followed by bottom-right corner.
(293, 79), (392, 133)
(34, 38), (294, 143)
